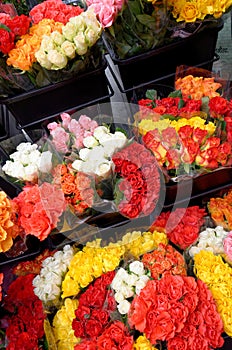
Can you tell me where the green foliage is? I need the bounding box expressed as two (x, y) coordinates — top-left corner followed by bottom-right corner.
(104, 0), (169, 59)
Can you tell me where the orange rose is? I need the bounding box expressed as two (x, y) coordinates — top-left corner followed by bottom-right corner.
(0, 191), (19, 252)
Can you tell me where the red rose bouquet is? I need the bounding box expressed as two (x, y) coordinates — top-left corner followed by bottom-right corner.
(2, 273), (46, 350)
(128, 275), (224, 349)
(150, 206), (207, 250)
(112, 141), (160, 219)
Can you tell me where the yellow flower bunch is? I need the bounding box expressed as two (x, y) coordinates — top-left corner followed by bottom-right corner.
(7, 19), (63, 71)
(138, 115), (215, 136)
(138, 119), (171, 136)
(165, 0), (232, 22)
(194, 250), (232, 336)
(61, 241), (125, 298)
(133, 334), (158, 350)
(52, 298), (79, 350)
(171, 116), (216, 134)
(114, 230), (168, 259)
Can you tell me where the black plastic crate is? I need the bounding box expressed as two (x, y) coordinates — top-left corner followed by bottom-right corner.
(0, 59), (114, 129)
(163, 167), (232, 208)
(104, 19), (223, 95)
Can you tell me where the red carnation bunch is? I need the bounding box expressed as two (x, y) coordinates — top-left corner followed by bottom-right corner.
(112, 141), (160, 219)
(150, 206), (207, 250)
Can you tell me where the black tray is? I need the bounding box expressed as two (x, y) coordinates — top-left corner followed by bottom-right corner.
(164, 167), (232, 207)
(0, 59), (114, 129)
(104, 19), (223, 95)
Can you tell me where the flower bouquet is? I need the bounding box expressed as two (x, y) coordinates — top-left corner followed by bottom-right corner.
(134, 73), (232, 182)
(1, 216), (231, 349)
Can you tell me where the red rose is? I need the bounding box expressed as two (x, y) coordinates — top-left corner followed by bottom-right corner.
(178, 125), (193, 139)
(146, 310), (175, 343)
(6, 15), (31, 36)
(85, 319), (104, 338)
(161, 127), (178, 147)
(166, 149), (181, 169)
(75, 339), (97, 350)
(120, 160), (138, 176)
(0, 28), (15, 54)
(209, 96), (229, 117)
(167, 335), (188, 350)
(192, 127), (208, 144)
(118, 202), (141, 218)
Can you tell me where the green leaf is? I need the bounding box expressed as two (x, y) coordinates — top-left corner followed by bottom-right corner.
(137, 14), (157, 30)
(168, 89), (183, 98)
(0, 23), (11, 32)
(146, 89), (157, 100)
(178, 98), (185, 109)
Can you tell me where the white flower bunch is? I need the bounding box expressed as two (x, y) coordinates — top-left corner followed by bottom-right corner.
(188, 226), (229, 257)
(72, 125), (127, 178)
(111, 261), (149, 314)
(2, 142), (52, 182)
(35, 8), (103, 70)
(33, 245), (74, 306)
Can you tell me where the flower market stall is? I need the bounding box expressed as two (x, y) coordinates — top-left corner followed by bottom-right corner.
(1, 0), (232, 349)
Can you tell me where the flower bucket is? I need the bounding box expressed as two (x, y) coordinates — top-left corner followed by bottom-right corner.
(104, 19), (223, 95)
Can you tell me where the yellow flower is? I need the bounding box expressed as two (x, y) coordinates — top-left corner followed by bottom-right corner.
(61, 240), (124, 298)
(53, 298), (79, 350)
(178, 2), (202, 22)
(138, 119), (171, 135)
(194, 250), (232, 336)
(133, 335), (158, 349)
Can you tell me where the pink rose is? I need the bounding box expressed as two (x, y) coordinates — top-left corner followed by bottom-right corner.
(60, 112), (71, 129)
(51, 126), (69, 153)
(68, 119), (84, 135)
(78, 114), (97, 131)
(47, 121), (59, 132)
(223, 231), (232, 261)
(89, 3), (117, 27)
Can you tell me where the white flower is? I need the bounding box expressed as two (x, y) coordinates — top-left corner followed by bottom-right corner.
(72, 159), (83, 171)
(33, 245), (74, 304)
(35, 50), (53, 69)
(129, 261), (145, 276)
(79, 148), (91, 161)
(126, 273), (139, 287)
(114, 291), (125, 303)
(95, 161), (113, 178)
(61, 40), (76, 59)
(93, 125), (110, 140)
(117, 299), (131, 315)
(135, 275), (150, 295)
(83, 135), (99, 148)
(47, 49), (68, 70)
(51, 31), (65, 46)
(38, 151), (52, 173)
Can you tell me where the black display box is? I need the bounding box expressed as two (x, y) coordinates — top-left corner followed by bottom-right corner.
(0, 59), (113, 129)
(103, 19), (223, 96)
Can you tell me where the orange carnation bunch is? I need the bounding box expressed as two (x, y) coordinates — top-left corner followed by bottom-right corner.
(175, 75), (222, 99)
